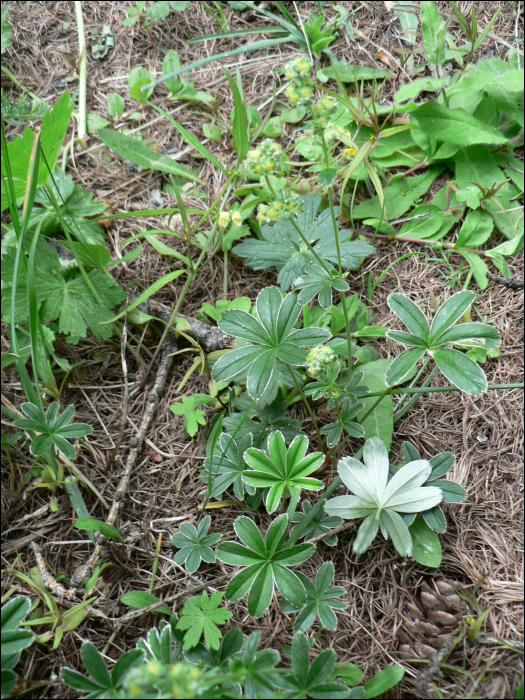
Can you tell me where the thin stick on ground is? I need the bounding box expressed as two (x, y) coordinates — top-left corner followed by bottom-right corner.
(30, 335), (178, 595)
(106, 310), (129, 470)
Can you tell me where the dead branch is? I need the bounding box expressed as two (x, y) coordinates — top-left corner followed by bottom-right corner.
(137, 298), (234, 353)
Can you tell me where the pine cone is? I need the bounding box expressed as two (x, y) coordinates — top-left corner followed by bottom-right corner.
(398, 578), (466, 660)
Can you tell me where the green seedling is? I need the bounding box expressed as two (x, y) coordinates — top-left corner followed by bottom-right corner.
(171, 516), (221, 574)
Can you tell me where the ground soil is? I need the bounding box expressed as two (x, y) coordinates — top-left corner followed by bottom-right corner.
(1, 2), (523, 698)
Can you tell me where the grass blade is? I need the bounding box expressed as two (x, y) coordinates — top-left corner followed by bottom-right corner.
(222, 68), (249, 163)
(143, 37), (292, 92)
(146, 100), (228, 174)
(103, 270), (187, 324)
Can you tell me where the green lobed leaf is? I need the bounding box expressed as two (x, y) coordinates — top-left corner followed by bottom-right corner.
(1, 92), (74, 211)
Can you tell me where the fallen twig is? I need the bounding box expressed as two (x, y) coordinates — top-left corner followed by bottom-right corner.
(486, 272), (524, 290)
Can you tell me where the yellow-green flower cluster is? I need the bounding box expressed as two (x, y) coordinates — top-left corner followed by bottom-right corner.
(124, 661), (201, 699)
(285, 81), (314, 107)
(311, 95), (339, 129)
(257, 196), (302, 225)
(284, 56), (312, 82)
(284, 56), (314, 108)
(306, 345), (336, 377)
(218, 210), (242, 228)
(246, 138), (284, 177)
(324, 122), (352, 142)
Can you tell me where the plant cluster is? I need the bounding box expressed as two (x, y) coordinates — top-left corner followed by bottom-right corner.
(60, 614), (405, 699)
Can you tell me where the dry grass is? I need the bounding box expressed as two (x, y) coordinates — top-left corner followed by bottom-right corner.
(1, 1), (523, 698)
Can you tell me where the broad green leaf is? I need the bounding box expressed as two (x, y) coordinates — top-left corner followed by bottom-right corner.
(98, 128), (202, 182)
(74, 518), (123, 542)
(380, 509), (412, 556)
(362, 665), (405, 699)
(429, 290), (475, 342)
(356, 360), (397, 450)
(421, 1), (445, 66)
(422, 505), (447, 533)
(1, 92), (74, 211)
(458, 249), (489, 289)
(409, 516), (442, 567)
(411, 102), (508, 146)
(385, 347), (426, 386)
(351, 166), (444, 220)
(398, 204), (444, 239)
(396, 77), (448, 103)
(455, 209), (494, 248)
(120, 591), (171, 614)
(107, 93), (125, 119)
(430, 479), (466, 503)
(353, 514), (379, 554)
(433, 322), (499, 347)
(432, 347), (488, 396)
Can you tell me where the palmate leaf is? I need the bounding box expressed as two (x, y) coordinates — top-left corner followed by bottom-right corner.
(385, 291), (500, 396)
(291, 500), (343, 547)
(14, 402), (92, 461)
(244, 431), (324, 513)
(293, 264), (350, 310)
(171, 516), (221, 574)
(280, 562), (348, 633)
(233, 194), (375, 291)
(1, 238), (126, 344)
(221, 393), (303, 448)
(279, 632), (350, 699)
(212, 287), (330, 400)
(176, 592), (232, 651)
(216, 514), (315, 618)
(325, 437), (443, 557)
(201, 432), (257, 500)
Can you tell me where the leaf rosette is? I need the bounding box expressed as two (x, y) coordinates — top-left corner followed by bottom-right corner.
(212, 286), (331, 400)
(325, 437), (443, 557)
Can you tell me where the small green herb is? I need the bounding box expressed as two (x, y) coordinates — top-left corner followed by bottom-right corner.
(176, 591), (232, 651)
(170, 394), (213, 437)
(171, 516), (221, 574)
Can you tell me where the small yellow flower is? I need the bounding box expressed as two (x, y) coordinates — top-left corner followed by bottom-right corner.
(218, 211), (231, 228)
(343, 147), (358, 159)
(231, 211), (242, 227)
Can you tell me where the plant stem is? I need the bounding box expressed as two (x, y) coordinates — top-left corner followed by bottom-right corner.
(326, 186), (353, 385)
(223, 249), (228, 298)
(138, 177), (236, 392)
(0, 66), (40, 100)
(287, 215), (333, 274)
(286, 444), (365, 548)
(394, 366), (440, 422)
(393, 357), (431, 413)
(73, 1), (87, 142)
(285, 363), (323, 447)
